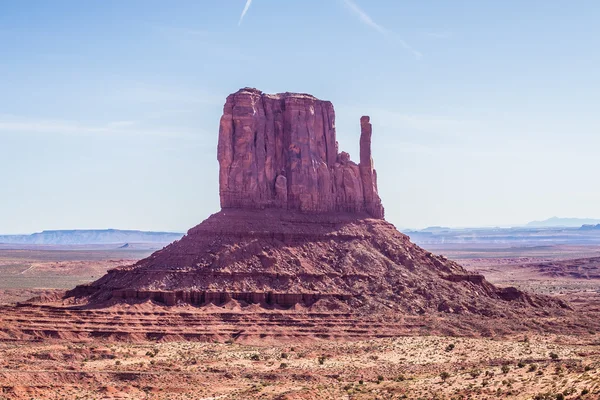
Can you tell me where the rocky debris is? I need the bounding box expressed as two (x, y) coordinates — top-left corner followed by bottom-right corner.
(218, 88), (384, 218)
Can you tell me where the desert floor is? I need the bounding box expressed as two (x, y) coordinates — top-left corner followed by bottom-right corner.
(1, 244), (599, 399)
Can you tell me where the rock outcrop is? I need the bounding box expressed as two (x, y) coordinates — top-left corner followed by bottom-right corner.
(218, 88), (384, 218)
(50, 88), (572, 340)
(65, 208), (567, 315)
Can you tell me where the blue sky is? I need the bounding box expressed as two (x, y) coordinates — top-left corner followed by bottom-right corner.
(1, 0), (600, 233)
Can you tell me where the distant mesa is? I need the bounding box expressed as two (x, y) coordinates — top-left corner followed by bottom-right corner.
(580, 224), (600, 230)
(419, 226), (452, 233)
(526, 217), (600, 228)
(0, 229), (183, 245)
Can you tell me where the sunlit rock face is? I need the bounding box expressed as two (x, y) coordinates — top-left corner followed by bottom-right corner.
(217, 88), (384, 218)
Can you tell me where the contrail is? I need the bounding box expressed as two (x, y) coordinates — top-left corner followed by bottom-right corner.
(238, 0), (253, 26)
(342, 0), (422, 59)
(343, 0), (386, 35)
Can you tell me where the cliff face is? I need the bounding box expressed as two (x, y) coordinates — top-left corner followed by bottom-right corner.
(217, 88), (384, 218)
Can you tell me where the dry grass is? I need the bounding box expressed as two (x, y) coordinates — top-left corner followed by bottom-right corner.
(1, 335), (599, 399)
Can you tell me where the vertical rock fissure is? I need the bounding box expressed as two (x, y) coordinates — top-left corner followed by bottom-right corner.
(322, 108), (329, 167)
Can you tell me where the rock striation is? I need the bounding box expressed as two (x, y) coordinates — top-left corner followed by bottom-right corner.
(218, 88), (384, 218)
(65, 208), (567, 317)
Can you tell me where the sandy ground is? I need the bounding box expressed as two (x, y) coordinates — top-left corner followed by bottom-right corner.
(1, 334), (600, 399)
(1, 246), (600, 399)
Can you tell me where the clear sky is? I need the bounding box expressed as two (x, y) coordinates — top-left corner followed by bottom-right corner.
(1, 0), (600, 234)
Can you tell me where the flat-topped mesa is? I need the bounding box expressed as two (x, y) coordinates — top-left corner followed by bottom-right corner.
(217, 88), (385, 218)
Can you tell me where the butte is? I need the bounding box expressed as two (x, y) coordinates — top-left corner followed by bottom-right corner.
(1, 88), (583, 341)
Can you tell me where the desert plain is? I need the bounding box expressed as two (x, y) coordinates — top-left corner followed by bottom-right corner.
(1, 242), (599, 400)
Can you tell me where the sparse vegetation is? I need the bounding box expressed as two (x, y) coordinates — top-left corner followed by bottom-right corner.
(0, 336), (598, 399)
(470, 369), (482, 378)
(529, 363), (538, 372)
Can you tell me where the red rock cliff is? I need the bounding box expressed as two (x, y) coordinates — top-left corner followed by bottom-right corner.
(217, 88), (384, 218)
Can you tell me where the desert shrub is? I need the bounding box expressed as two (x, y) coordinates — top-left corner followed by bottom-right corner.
(250, 354), (260, 361)
(281, 353), (288, 359)
(469, 369), (482, 378)
(377, 375), (384, 382)
(555, 394), (565, 400)
(501, 365), (510, 374)
(584, 365), (593, 371)
(517, 360), (526, 368)
(358, 380), (364, 385)
(279, 363), (288, 369)
(581, 388), (590, 395)
(528, 364), (538, 372)
(554, 364), (563, 374)
(550, 352), (559, 360)
(445, 344), (455, 352)
(318, 355), (327, 365)
(440, 371), (450, 381)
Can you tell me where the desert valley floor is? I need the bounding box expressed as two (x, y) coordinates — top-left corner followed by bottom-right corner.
(1, 243), (600, 399)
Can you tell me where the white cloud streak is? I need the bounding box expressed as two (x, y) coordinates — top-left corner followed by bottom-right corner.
(0, 115), (199, 139)
(342, 0), (386, 35)
(342, 0), (422, 59)
(238, 0), (253, 26)
(425, 31), (453, 39)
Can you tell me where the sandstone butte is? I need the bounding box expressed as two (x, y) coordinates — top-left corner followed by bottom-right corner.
(2, 88), (586, 342)
(217, 88), (384, 218)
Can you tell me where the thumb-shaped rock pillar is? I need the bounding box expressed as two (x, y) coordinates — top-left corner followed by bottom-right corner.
(359, 116), (384, 219)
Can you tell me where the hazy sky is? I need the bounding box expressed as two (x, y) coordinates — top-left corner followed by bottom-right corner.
(1, 0), (600, 234)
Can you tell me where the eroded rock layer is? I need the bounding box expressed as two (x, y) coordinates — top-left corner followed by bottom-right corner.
(65, 209), (568, 317)
(218, 88), (384, 218)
